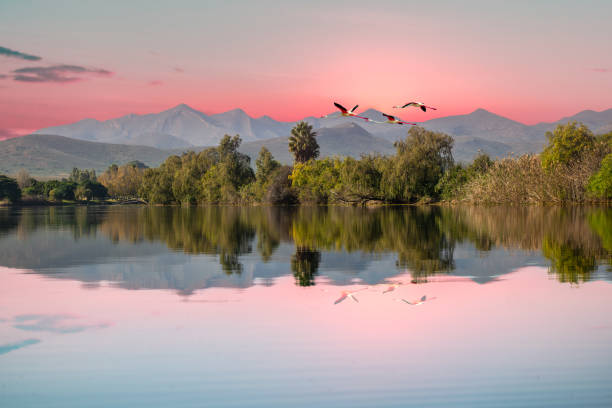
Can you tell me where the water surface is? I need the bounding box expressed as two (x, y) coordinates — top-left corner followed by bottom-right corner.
(1, 206), (611, 407)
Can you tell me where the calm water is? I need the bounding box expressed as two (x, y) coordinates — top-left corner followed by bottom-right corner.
(0, 205), (611, 407)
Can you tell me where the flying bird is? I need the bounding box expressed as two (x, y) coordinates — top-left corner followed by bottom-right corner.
(402, 295), (436, 305)
(370, 113), (416, 125)
(321, 102), (370, 121)
(334, 288), (367, 304)
(393, 102), (437, 112)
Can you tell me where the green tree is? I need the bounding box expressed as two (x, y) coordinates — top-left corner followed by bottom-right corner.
(541, 122), (595, 170)
(587, 153), (612, 199)
(255, 146), (280, 183)
(382, 126), (454, 202)
(75, 180), (108, 200)
(0, 175), (22, 203)
(49, 181), (76, 201)
(201, 135), (255, 203)
(288, 121), (319, 163)
(290, 158), (341, 203)
(68, 168), (97, 184)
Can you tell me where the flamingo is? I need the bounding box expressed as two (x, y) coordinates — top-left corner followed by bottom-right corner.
(402, 295), (436, 305)
(334, 288), (367, 304)
(393, 102), (437, 112)
(383, 282), (402, 294)
(371, 113), (416, 126)
(321, 102), (370, 121)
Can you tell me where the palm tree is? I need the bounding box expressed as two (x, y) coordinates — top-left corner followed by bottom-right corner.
(288, 121), (319, 163)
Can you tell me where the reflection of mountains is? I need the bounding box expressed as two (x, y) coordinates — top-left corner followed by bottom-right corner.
(0, 205), (610, 292)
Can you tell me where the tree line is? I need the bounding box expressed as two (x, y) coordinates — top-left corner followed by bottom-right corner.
(1, 121), (610, 205)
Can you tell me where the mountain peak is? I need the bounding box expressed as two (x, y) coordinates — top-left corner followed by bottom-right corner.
(470, 108), (493, 115)
(166, 103), (199, 114)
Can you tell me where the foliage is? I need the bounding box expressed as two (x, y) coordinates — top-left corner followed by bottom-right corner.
(99, 163), (145, 199)
(541, 122), (595, 171)
(264, 166), (298, 204)
(288, 121), (319, 163)
(0, 175), (22, 203)
(75, 179), (108, 200)
(381, 127), (454, 202)
(290, 158), (341, 203)
(68, 167), (97, 184)
(49, 181), (77, 201)
(436, 152), (493, 200)
(587, 153), (612, 200)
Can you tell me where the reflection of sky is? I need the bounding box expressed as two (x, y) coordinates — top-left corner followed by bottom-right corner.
(0, 338), (40, 355)
(1, 265), (611, 407)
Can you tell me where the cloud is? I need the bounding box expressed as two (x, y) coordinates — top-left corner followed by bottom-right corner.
(0, 46), (42, 61)
(12, 314), (111, 334)
(148, 80), (163, 86)
(0, 339), (41, 356)
(12, 65), (113, 83)
(0, 74), (7, 79)
(591, 68), (611, 73)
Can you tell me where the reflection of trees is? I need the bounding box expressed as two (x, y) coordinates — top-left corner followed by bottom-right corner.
(0, 208), (19, 235)
(1, 206), (106, 240)
(2, 204), (610, 286)
(454, 206), (611, 284)
(542, 238), (596, 284)
(291, 246), (321, 286)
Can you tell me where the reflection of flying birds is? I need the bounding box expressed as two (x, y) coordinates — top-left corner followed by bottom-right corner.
(383, 282), (402, 294)
(402, 295), (436, 305)
(334, 288), (367, 304)
(393, 101), (437, 112)
(321, 102), (370, 121)
(371, 113), (416, 126)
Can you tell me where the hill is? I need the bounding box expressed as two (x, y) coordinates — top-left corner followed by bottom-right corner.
(0, 124), (395, 178)
(0, 134), (170, 178)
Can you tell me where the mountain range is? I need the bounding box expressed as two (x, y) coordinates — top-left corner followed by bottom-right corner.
(1, 104), (610, 177)
(35, 103), (612, 159)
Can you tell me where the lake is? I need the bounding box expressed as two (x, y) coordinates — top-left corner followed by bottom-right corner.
(1, 205), (611, 407)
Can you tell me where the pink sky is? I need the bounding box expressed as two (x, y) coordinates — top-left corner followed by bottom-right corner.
(1, 1), (611, 135)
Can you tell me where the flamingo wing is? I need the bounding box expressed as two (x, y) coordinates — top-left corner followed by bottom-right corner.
(350, 294), (359, 303)
(402, 299), (415, 305)
(399, 121), (417, 126)
(351, 104), (359, 113)
(421, 295), (427, 301)
(334, 293), (348, 304)
(420, 105), (427, 112)
(382, 113), (395, 121)
(334, 102), (348, 113)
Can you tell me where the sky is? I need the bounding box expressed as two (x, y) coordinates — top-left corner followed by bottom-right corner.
(1, 0), (612, 136)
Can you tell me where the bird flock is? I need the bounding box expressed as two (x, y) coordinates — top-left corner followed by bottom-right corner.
(333, 282), (436, 306)
(322, 100), (437, 126)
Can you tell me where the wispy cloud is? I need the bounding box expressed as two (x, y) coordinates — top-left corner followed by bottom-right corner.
(13, 314), (111, 334)
(0, 46), (42, 61)
(0, 339), (41, 356)
(148, 80), (163, 86)
(591, 68), (611, 73)
(12, 65), (113, 83)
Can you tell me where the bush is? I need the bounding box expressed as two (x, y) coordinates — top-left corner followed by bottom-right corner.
(0, 175), (22, 203)
(49, 182), (76, 201)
